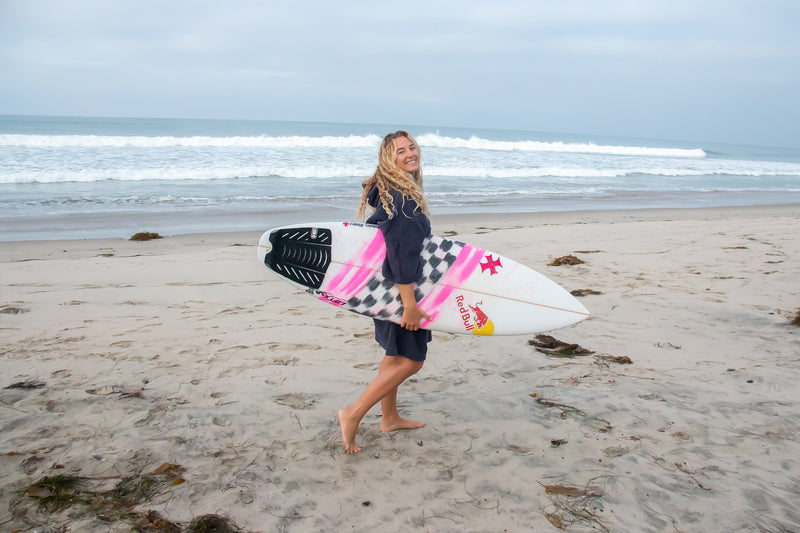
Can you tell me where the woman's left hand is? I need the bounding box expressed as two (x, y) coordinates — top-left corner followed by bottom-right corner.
(401, 302), (432, 331)
(397, 283), (431, 330)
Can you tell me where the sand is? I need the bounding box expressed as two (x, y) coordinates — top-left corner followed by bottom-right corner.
(1, 205), (799, 532)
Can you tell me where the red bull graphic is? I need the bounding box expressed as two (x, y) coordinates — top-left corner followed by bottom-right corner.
(453, 294), (495, 335)
(469, 301), (495, 335)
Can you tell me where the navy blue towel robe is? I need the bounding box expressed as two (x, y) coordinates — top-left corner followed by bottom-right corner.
(365, 185), (432, 361)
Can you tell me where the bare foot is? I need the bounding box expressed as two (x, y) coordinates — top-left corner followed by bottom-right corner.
(380, 416), (425, 433)
(338, 409), (362, 454)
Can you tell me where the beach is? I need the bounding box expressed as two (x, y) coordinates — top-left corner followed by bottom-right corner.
(1, 204), (799, 531)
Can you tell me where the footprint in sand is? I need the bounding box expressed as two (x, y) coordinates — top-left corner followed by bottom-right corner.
(273, 393), (316, 410)
(85, 385), (143, 398)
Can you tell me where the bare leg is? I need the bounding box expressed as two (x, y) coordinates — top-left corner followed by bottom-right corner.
(380, 357), (425, 432)
(339, 356), (423, 454)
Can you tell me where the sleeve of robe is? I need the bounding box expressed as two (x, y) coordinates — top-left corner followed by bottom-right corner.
(377, 191), (431, 285)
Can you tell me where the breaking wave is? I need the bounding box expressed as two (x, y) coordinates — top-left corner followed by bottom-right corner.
(0, 132), (705, 157)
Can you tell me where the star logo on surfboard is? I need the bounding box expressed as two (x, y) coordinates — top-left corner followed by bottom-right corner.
(480, 254), (503, 275)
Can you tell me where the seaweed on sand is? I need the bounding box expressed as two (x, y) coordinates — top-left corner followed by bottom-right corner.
(548, 255), (584, 266)
(25, 474), (84, 511)
(0, 304), (30, 314)
(570, 289), (602, 297)
(21, 464), (186, 524)
(133, 510), (181, 532)
(528, 334), (594, 358)
(4, 380), (46, 390)
(792, 308), (800, 327)
(596, 355), (633, 365)
(540, 479), (609, 532)
(16, 463), (256, 531)
(130, 232), (163, 241)
(534, 398), (586, 417)
(187, 514), (242, 533)
(533, 397), (612, 432)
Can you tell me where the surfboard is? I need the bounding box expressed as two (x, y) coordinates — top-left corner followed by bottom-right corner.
(257, 222), (589, 335)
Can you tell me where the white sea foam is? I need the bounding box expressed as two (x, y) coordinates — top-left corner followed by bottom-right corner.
(0, 133), (383, 149)
(0, 131), (706, 157)
(2, 162), (798, 185)
(0, 164), (376, 184)
(423, 165), (800, 179)
(415, 133), (707, 158)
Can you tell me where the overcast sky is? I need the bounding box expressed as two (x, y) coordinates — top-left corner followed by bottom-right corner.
(1, 0), (798, 146)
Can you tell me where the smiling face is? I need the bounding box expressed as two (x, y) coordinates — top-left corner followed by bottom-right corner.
(393, 134), (420, 173)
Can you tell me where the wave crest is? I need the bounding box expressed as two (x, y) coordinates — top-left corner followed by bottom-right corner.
(0, 133), (382, 149)
(415, 134), (706, 158)
(0, 132), (706, 157)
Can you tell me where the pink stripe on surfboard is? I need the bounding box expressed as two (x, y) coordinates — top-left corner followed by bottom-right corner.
(419, 244), (485, 328)
(322, 230), (386, 299)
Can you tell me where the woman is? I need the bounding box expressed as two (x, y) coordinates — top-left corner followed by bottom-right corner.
(338, 131), (432, 454)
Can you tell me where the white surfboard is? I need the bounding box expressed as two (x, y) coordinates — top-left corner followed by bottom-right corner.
(257, 222), (589, 335)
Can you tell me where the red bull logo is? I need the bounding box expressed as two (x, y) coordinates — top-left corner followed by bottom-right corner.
(469, 301), (495, 335)
(454, 295), (495, 335)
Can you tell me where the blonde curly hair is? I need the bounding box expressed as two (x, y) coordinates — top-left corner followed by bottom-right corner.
(357, 131), (429, 220)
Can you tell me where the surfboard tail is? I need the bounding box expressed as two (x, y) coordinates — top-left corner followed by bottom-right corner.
(258, 227), (332, 290)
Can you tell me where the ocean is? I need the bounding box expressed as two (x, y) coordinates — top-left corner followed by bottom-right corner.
(1, 115), (799, 241)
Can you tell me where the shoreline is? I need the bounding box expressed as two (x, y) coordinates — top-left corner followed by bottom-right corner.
(2, 203), (799, 531)
(2, 189), (800, 242)
(2, 202), (799, 251)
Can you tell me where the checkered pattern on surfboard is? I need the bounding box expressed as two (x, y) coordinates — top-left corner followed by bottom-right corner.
(344, 235), (464, 319)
